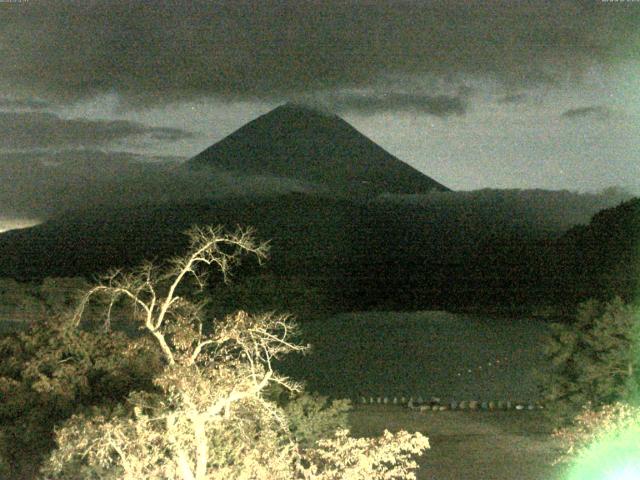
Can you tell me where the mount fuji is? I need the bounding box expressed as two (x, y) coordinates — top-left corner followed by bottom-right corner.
(187, 103), (449, 194)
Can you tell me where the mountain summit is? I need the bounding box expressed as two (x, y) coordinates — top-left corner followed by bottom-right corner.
(187, 103), (449, 194)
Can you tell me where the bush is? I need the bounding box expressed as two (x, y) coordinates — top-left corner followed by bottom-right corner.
(282, 392), (351, 448)
(0, 312), (162, 477)
(551, 401), (640, 480)
(300, 429), (429, 480)
(551, 401), (640, 466)
(537, 297), (640, 427)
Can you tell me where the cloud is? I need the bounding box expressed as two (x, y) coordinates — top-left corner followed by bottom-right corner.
(0, 97), (51, 109)
(0, 111), (192, 149)
(0, 150), (187, 218)
(561, 106), (610, 120)
(498, 94), (527, 104)
(0, 150), (315, 219)
(326, 93), (466, 116)
(1, 1), (637, 105)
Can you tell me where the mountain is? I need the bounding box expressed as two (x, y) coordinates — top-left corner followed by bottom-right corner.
(2, 99), (635, 313)
(187, 103), (449, 194)
(0, 194), (363, 281)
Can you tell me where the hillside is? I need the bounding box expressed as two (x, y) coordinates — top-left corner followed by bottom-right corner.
(1, 192), (632, 312)
(551, 197), (640, 305)
(187, 103), (449, 194)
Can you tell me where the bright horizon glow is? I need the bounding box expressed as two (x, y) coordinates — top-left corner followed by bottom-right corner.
(604, 464), (640, 480)
(0, 218), (41, 233)
(565, 424), (640, 480)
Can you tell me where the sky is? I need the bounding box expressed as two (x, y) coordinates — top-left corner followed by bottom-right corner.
(1, 0), (639, 227)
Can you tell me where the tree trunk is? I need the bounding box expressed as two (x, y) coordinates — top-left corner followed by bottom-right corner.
(193, 415), (208, 480)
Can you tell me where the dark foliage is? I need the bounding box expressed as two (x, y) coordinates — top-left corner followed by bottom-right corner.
(537, 297), (640, 427)
(0, 314), (162, 477)
(552, 198), (640, 306)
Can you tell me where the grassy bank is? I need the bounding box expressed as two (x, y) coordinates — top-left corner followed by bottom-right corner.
(349, 404), (568, 480)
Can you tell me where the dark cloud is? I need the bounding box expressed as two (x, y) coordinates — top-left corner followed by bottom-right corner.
(2, 1), (638, 105)
(0, 150), (315, 219)
(0, 111), (192, 149)
(0, 150), (183, 218)
(561, 106), (610, 120)
(0, 97), (51, 109)
(498, 94), (527, 104)
(326, 93), (466, 116)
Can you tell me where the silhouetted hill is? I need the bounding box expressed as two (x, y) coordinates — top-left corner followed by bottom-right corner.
(2, 191), (633, 312)
(0, 193), (354, 279)
(0, 150), (319, 220)
(552, 197), (640, 305)
(187, 103), (449, 194)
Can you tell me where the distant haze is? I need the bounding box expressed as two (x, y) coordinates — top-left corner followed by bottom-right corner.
(0, 106), (633, 230)
(0, 218), (40, 234)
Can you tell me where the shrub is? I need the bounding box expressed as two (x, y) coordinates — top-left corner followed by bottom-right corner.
(300, 428), (429, 480)
(551, 401), (640, 466)
(537, 297), (640, 427)
(282, 392), (352, 448)
(551, 401), (640, 480)
(0, 312), (162, 478)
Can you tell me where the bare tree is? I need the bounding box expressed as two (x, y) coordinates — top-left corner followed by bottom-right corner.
(73, 225), (274, 364)
(42, 225), (429, 480)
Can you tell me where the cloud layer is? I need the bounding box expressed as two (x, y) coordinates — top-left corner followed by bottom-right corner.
(0, 97), (50, 109)
(2, 1), (638, 105)
(0, 150), (315, 219)
(0, 111), (192, 149)
(561, 105), (610, 120)
(323, 93), (466, 116)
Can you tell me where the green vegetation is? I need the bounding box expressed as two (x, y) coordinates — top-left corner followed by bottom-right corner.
(3, 193), (636, 316)
(552, 402), (640, 478)
(534, 296), (640, 479)
(1, 198), (637, 478)
(281, 392), (352, 448)
(537, 297), (640, 428)
(0, 309), (162, 478)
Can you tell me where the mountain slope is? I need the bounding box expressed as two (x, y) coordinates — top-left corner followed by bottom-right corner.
(2, 190), (621, 311)
(552, 197), (640, 304)
(187, 103), (449, 194)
